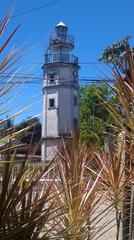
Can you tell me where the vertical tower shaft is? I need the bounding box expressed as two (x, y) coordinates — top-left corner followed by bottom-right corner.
(42, 22), (79, 161)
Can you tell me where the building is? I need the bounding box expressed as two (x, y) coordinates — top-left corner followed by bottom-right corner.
(42, 22), (80, 161)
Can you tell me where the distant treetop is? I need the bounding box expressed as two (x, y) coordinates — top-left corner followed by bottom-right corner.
(99, 36), (133, 67)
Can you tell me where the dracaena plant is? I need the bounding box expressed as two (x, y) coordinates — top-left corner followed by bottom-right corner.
(100, 47), (134, 240)
(51, 137), (114, 240)
(0, 11), (61, 240)
(95, 147), (133, 240)
(101, 49), (134, 139)
(0, 143), (61, 240)
(0, 11), (35, 146)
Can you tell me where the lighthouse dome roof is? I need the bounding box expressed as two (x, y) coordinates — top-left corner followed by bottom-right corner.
(56, 21), (66, 27)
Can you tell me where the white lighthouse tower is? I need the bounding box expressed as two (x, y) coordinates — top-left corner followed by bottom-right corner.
(42, 22), (79, 161)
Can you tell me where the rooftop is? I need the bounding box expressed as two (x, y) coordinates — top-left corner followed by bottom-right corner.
(56, 21), (66, 27)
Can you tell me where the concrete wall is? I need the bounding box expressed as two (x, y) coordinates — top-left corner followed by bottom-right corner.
(42, 138), (61, 161)
(58, 87), (72, 134)
(42, 61), (79, 161)
(42, 88), (58, 137)
(92, 202), (122, 240)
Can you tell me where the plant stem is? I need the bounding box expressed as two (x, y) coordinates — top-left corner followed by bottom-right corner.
(116, 209), (121, 240)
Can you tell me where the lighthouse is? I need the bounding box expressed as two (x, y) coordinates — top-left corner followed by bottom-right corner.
(42, 22), (79, 161)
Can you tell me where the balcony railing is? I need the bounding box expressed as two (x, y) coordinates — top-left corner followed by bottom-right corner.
(49, 33), (74, 46)
(45, 53), (78, 65)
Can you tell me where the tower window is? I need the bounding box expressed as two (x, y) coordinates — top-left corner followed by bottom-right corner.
(73, 96), (77, 106)
(73, 71), (77, 80)
(49, 98), (55, 108)
(73, 118), (78, 130)
(50, 73), (55, 82)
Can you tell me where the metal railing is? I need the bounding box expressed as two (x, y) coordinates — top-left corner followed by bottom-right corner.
(45, 53), (78, 65)
(49, 33), (74, 46)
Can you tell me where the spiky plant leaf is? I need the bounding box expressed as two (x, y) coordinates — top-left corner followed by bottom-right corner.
(51, 137), (114, 240)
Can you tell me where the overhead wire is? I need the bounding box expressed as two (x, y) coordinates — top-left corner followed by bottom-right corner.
(10, 0), (108, 85)
(12, 0), (64, 18)
(0, 74), (115, 84)
(18, 61), (103, 65)
(10, 0), (107, 85)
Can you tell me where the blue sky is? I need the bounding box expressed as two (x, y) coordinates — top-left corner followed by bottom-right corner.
(1, 0), (134, 123)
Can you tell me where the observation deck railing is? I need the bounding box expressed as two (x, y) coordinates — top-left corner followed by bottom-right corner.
(49, 33), (74, 46)
(45, 53), (78, 65)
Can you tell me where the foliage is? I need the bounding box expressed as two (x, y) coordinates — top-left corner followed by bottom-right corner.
(102, 49), (134, 140)
(0, 11), (57, 240)
(0, 118), (13, 139)
(52, 137), (113, 240)
(80, 84), (117, 146)
(100, 48), (134, 240)
(0, 149), (58, 240)
(0, 9), (134, 240)
(15, 117), (41, 145)
(0, 12), (32, 146)
(99, 36), (134, 71)
(96, 148), (132, 240)
(99, 36), (130, 64)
